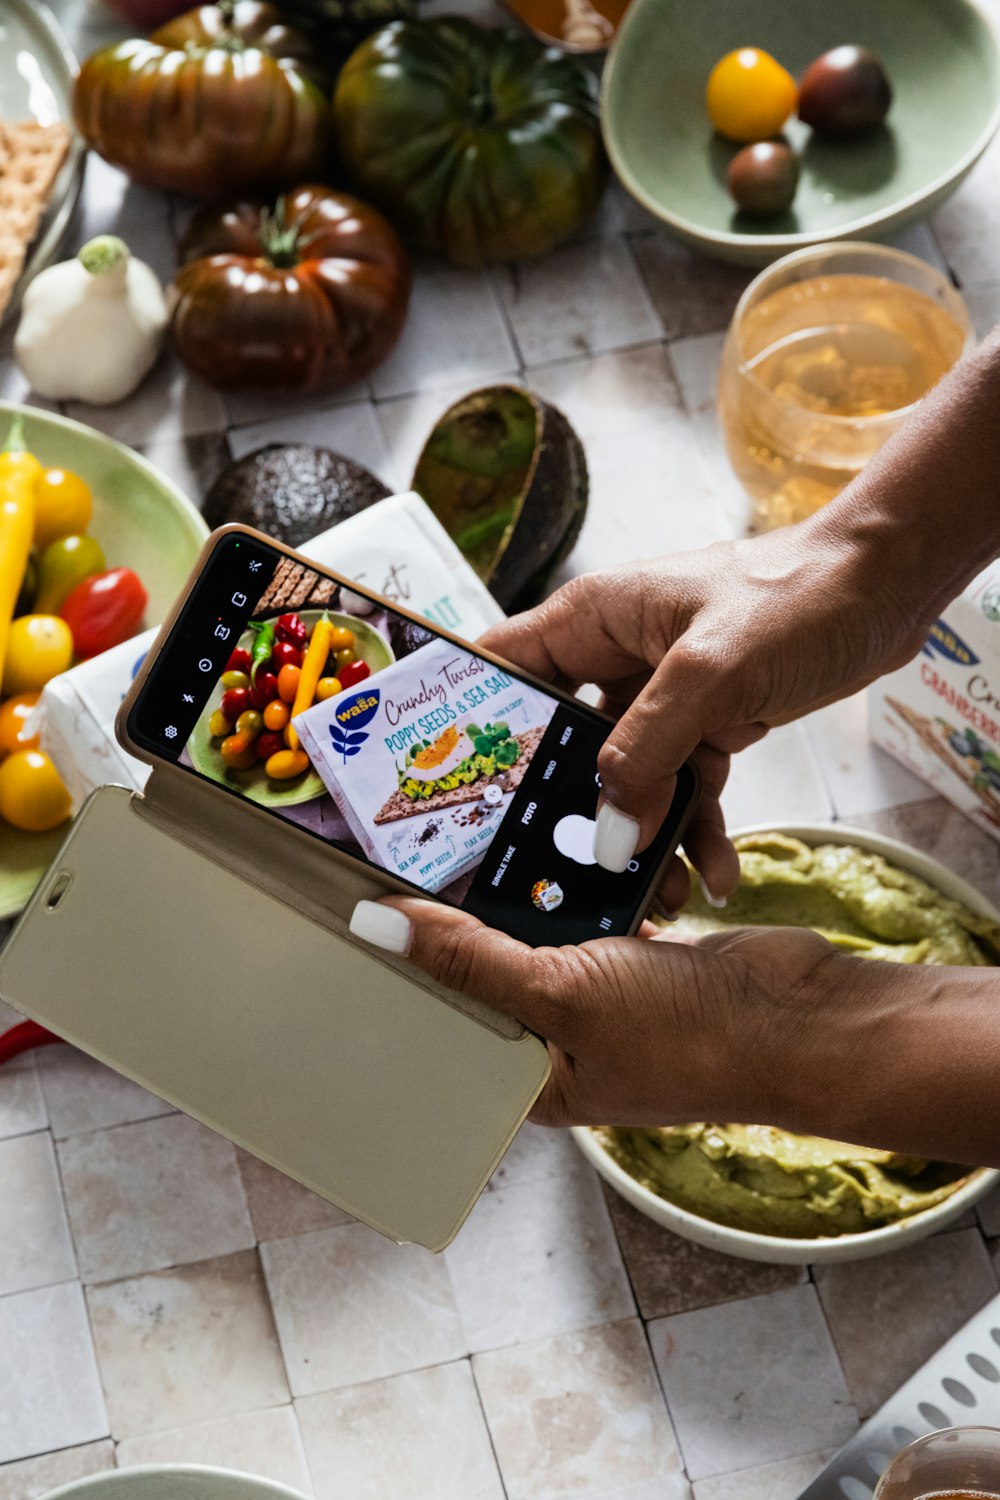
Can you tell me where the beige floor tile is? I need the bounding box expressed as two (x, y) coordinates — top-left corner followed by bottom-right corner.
(932, 136), (1000, 286)
(692, 1449), (836, 1500)
(0, 1281), (109, 1464)
(0, 1442), (115, 1500)
(489, 1122), (582, 1191)
(261, 1222), (465, 1396)
(116, 1406), (312, 1495)
(87, 1249), (289, 1439)
(475, 1319), (686, 1500)
(297, 1360), (503, 1500)
(226, 399), (390, 482)
(237, 1149), (353, 1242)
(58, 1113), (254, 1283)
(526, 343), (686, 445)
(649, 1285), (857, 1480)
(815, 1227), (999, 1420)
(602, 1185), (805, 1319)
(38, 1045), (173, 1139)
(0, 1132), (76, 1296)
(445, 1166), (634, 1353)
(631, 235), (750, 341)
(497, 239), (661, 366)
(722, 722), (833, 833)
(0, 1057), (47, 1141)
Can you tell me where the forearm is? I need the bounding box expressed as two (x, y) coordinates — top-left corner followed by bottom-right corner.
(780, 951), (1000, 1167)
(803, 324), (1000, 638)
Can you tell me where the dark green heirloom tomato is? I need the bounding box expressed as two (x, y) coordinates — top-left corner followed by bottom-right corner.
(332, 17), (607, 266)
(72, 1), (331, 197)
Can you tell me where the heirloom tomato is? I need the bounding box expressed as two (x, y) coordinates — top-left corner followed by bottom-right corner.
(72, 2), (331, 197)
(333, 18), (607, 265)
(171, 185), (410, 392)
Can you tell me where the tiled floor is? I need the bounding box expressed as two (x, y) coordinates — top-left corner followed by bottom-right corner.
(3, 0), (1000, 1494)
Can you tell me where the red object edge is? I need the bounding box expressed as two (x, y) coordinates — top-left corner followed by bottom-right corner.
(0, 1020), (61, 1064)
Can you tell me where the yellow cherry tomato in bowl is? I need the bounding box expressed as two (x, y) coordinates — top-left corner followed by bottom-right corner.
(315, 676), (342, 702)
(0, 691), (41, 759)
(265, 748), (309, 780)
(706, 48), (798, 142)
(263, 699), (290, 731)
(0, 748), (72, 831)
(2, 615), (74, 697)
(327, 625), (355, 653)
(34, 468), (93, 551)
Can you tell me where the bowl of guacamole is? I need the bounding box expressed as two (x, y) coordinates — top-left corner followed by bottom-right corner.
(573, 823), (1000, 1264)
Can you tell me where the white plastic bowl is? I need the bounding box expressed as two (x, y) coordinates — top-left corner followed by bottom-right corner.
(40, 1466), (310, 1500)
(573, 822), (1000, 1264)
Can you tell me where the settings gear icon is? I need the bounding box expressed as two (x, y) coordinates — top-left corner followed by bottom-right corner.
(164, 725), (178, 740)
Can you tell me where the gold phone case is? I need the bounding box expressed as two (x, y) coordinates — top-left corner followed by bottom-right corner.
(0, 778), (549, 1250)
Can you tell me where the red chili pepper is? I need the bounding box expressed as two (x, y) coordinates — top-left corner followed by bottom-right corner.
(338, 659), (371, 689)
(225, 647), (253, 674)
(275, 612), (307, 647)
(271, 641), (303, 673)
(250, 671), (279, 710)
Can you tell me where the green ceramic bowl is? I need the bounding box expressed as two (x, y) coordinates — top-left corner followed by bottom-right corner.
(187, 608), (394, 810)
(603, 0), (1000, 264)
(0, 401), (208, 920)
(41, 1465), (309, 1500)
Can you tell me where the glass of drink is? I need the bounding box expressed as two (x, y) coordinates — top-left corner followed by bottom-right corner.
(874, 1426), (1000, 1500)
(717, 241), (973, 533)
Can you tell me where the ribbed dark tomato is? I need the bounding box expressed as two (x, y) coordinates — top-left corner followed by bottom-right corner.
(170, 184), (411, 393)
(72, 2), (331, 196)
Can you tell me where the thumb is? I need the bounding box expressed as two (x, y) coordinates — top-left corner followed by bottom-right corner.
(348, 895), (568, 1039)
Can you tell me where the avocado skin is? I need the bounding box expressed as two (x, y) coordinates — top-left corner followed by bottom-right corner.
(203, 444), (391, 549)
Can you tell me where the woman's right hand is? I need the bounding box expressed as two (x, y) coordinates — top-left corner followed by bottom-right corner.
(479, 520), (924, 901)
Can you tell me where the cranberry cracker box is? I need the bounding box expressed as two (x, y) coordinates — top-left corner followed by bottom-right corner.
(869, 560), (1000, 839)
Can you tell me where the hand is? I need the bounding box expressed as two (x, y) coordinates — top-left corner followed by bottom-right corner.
(478, 523), (923, 902)
(349, 894), (840, 1128)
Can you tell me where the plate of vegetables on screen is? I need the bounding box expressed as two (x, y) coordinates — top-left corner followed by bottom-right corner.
(187, 609), (395, 807)
(0, 401), (208, 917)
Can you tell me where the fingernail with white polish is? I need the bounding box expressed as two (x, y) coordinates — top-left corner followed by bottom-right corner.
(594, 802), (640, 873)
(699, 875), (727, 910)
(349, 900), (412, 954)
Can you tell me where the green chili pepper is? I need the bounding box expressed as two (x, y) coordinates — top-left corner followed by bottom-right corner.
(248, 620), (276, 683)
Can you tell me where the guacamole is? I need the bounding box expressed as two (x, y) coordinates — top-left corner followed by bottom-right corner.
(599, 834), (1000, 1239)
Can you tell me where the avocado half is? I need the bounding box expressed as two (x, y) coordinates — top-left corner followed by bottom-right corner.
(412, 386), (588, 612)
(203, 444), (391, 549)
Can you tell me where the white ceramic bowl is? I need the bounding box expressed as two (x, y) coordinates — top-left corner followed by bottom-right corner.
(40, 1465), (310, 1500)
(573, 822), (1000, 1264)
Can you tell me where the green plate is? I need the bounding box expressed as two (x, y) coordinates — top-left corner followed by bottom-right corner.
(0, 401), (209, 920)
(603, 0), (1000, 264)
(187, 609), (394, 809)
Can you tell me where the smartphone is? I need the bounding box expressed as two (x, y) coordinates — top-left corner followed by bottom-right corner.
(120, 526), (700, 947)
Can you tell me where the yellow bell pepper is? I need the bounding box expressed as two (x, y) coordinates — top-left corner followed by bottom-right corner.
(0, 417), (40, 693)
(287, 613), (334, 752)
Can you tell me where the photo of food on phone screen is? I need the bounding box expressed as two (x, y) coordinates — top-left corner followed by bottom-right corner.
(127, 533), (696, 946)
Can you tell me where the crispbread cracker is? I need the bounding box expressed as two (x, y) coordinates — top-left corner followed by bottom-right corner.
(0, 119), (72, 318)
(374, 726), (546, 824)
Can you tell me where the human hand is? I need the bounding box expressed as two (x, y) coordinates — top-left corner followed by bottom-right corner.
(349, 893), (841, 1128)
(478, 523), (923, 900)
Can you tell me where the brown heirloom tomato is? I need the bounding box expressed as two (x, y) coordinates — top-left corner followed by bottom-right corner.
(72, 2), (331, 197)
(170, 185), (411, 393)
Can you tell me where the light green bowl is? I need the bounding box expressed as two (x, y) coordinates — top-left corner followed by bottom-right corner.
(40, 1465), (309, 1500)
(603, 0), (1000, 264)
(0, 401), (209, 919)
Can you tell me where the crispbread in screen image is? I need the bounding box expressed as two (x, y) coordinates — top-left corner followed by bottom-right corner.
(127, 531), (696, 946)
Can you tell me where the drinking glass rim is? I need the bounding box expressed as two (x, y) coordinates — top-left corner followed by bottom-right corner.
(730, 240), (975, 432)
(874, 1423), (1000, 1499)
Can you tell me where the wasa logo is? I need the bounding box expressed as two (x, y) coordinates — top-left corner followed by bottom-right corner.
(922, 620), (980, 667)
(329, 689), (380, 763)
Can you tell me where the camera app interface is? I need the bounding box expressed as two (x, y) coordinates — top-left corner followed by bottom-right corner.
(128, 534), (686, 946)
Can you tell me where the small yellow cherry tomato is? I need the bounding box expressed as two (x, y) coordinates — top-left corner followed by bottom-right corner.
(327, 625), (355, 654)
(0, 692), (41, 759)
(315, 676), (342, 702)
(265, 748), (309, 780)
(706, 48), (798, 142)
(263, 699), (290, 731)
(0, 748), (72, 831)
(220, 732), (256, 770)
(209, 709), (232, 738)
(2, 615), (74, 697)
(33, 468), (93, 551)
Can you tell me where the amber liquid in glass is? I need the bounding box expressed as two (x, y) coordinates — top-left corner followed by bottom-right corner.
(913, 1491), (1000, 1499)
(719, 273), (968, 531)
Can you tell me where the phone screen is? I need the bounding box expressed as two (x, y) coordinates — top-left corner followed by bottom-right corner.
(126, 532), (697, 946)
